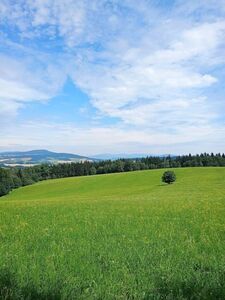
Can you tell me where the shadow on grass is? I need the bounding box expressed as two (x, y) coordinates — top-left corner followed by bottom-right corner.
(0, 268), (97, 300)
(1, 267), (225, 299)
(0, 268), (62, 300)
(144, 268), (225, 300)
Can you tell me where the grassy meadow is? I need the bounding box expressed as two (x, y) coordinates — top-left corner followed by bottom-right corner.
(0, 167), (225, 299)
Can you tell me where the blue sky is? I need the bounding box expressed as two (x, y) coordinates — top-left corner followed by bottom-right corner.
(0, 0), (225, 155)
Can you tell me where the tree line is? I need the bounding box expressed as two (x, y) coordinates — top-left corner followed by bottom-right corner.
(1, 152), (225, 197)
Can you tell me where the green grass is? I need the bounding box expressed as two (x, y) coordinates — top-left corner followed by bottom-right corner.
(0, 167), (225, 299)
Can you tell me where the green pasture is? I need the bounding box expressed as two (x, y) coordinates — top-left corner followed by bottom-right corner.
(0, 168), (225, 299)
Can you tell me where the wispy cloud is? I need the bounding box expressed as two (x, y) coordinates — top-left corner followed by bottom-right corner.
(0, 50), (67, 118)
(1, 120), (225, 155)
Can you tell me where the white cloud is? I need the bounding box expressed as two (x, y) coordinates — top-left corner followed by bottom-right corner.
(152, 21), (225, 64)
(0, 52), (67, 118)
(71, 20), (224, 128)
(1, 120), (225, 155)
(0, 99), (23, 116)
(0, 78), (48, 101)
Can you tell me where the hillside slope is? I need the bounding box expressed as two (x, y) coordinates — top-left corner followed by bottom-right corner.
(1, 168), (225, 299)
(3, 167), (225, 202)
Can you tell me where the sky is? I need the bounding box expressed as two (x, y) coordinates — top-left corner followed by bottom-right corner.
(0, 0), (225, 156)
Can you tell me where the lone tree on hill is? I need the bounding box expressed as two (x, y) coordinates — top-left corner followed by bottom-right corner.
(162, 171), (176, 184)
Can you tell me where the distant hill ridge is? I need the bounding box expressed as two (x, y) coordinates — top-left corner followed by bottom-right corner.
(0, 149), (96, 166)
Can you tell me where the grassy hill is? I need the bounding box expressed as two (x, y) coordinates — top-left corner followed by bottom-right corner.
(0, 168), (225, 299)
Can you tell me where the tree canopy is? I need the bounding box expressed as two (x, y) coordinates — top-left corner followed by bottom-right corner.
(162, 171), (176, 184)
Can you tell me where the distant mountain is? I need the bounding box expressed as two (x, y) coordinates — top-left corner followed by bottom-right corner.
(0, 150), (97, 167)
(90, 153), (175, 160)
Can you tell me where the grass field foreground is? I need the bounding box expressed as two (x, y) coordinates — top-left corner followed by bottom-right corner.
(0, 168), (225, 299)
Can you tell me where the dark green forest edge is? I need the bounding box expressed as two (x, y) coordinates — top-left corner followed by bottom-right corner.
(1, 153), (225, 197)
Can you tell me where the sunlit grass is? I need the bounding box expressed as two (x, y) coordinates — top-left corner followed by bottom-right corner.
(0, 168), (225, 299)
